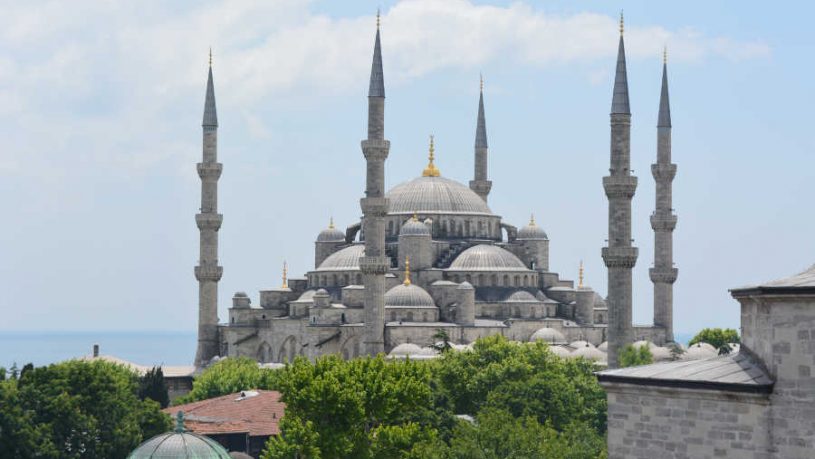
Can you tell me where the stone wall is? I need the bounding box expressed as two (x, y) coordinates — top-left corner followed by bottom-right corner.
(604, 382), (771, 459)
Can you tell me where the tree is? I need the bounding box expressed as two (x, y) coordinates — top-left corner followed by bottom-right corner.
(8, 359), (172, 459)
(618, 344), (653, 368)
(139, 366), (170, 408)
(177, 356), (282, 404)
(430, 329), (453, 353)
(689, 328), (740, 354)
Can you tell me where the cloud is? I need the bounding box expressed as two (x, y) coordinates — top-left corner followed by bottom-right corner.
(0, 0), (770, 181)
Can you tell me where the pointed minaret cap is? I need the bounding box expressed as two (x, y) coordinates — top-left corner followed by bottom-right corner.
(368, 10), (385, 98)
(202, 49), (218, 127)
(475, 74), (488, 149)
(658, 47), (671, 128)
(610, 12), (630, 115)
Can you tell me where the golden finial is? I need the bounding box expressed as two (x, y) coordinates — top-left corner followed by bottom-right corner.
(529, 214), (536, 226)
(480, 73), (484, 92)
(282, 261), (288, 289)
(209, 47), (212, 67)
(403, 256), (411, 286)
(412, 212), (418, 222)
(578, 260), (584, 289)
(663, 45), (667, 64)
(328, 217), (335, 230)
(376, 8), (380, 29)
(422, 135), (441, 177)
(619, 10), (624, 35)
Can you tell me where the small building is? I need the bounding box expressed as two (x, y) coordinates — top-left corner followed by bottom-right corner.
(164, 390), (284, 458)
(598, 264), (815, 458)
(128, 411), (231, 458)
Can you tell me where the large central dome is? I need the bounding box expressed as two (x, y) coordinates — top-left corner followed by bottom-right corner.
(386, 176), (493, 216)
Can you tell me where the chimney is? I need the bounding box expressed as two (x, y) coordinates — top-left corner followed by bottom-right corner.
(93, 344), (100, 357)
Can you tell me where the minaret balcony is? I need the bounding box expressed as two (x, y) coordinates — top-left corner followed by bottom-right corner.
(651, 163), (677, 181)
(602, 247), (638, 268)
(360, 197), (389, 217)
(361, 139), (390, 161)
(603, 175), (638, 198)
(650, 213), (677, 231)
(649, 267), (678, 284)
(195, 264), (223, 282)
(359, 256), (390, 274)
(196, 213), (223, 230)
(197, 162), (223, 179)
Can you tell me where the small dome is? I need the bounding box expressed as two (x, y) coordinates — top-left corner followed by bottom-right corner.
(293, 290), (317, 302)
(400, 217), (431, 236)
(571, 345), (607, 362)
(517, 216), (548, 240)
(682, 343), (718, 361)
(506, 291), (539, 302)
(449, 245), (528, 271)
(651, 346), (673, 362)
(385, 284), (436, 308)
(568, 340), (595, 350)
(386, 176), (493, 215)
(317, 219), (344, 242)
(529, 327), (566, 344)
(316, 245), (364, 271)
(128, 413), (231, 459)
(389, 343), (424, 356)
(632, 340), (659, 351)
(597, 341), (608, 352)
(548, 345), (573, 358)
(233, 291), (248, 298)
(457, 281), (474, 290)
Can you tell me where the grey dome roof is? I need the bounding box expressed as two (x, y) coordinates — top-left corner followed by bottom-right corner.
(316, 245), (363, 271)
(317, 224), (345, 242)
(530, 327), (567, 343)
(128, 414), (230, 459)
(449, 244), (528, 271)
(385, 284), (436, 307)
(517, 220), (548, 240)
(386, 176), (493, 215)
(400, 218), (431, 236)
(506, 291), (539, 302)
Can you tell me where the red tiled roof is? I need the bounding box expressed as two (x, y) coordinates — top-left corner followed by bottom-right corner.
(164, 390), (284, 437)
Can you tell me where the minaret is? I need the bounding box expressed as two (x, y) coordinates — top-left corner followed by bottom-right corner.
(650, 48), (677, 343)
(194, 50), (223, 367)
(360, 12), (391, 356)
(469, 75), (492, 202)
(601, 14), (638, 368)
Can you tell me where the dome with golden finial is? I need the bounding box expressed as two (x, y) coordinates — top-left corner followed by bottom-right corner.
(517, 214), (548, 240)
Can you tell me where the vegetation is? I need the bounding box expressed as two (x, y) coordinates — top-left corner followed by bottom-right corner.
(185, 335), (608, 458)
(689, 328), (740, 354)
(0, 359), (171, 459)
(618, 344), (653, 368)
(139, 366), (170, 408)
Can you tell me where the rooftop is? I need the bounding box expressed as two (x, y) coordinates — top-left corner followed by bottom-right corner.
(164, 390), (284, 437)
(731, 264), (815, 297)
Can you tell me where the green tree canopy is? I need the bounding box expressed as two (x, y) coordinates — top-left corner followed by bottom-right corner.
(618, 344), (653, 368)
(139, 366), (170, 408)
(689, 328), (740, 352)
(176, 356), (282, 404)
(1, 360), (171, 459)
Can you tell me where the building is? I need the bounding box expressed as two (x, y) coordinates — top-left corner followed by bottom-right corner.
(128, 411), (232, 459)
(193, 15), (676, 366)
(165, 390), (284, 458)
(598, 264), (815, 458)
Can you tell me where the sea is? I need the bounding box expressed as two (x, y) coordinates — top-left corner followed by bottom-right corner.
(0, 331), (197, 369)
(0, 330), (695, 370)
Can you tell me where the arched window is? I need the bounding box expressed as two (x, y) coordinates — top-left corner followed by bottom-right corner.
(422, 312), (427, 322)
(332, 274), (338, 286)
(343, 274), (350, 285)
(465, 274), (472, 283)
(407, 312), (414, 321)
(514, 275), (520, 287)
(341, 313), (346, 324)
(464, 220), (471, 236)
(503, 275), (509, 286)
(390, 312), (396, 322)
(478, 274), (485, 286)
(491, 274), (497, 286)
(356, 274), (362, 284)
(522, 276), (528, 287)
(321, 275), (327, 285)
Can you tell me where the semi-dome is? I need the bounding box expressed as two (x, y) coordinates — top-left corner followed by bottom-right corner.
(400, 217), (431, 236)
(128, 412), (231, 459)
(385, 284), (436, 307)
(506, 291), (539, 302)
(386, 176), (493, 215)
(449, 244), (528, 271)
(316, 245), (364, 271)
(317, 218), (345, 242)
(529, 327), (566, 344)
(517, 215), (548, 240)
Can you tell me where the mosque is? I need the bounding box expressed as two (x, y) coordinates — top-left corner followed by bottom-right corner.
(192, 14), (677, 368)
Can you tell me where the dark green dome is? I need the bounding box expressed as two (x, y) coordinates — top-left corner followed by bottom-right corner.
(128, 412), (231, 459)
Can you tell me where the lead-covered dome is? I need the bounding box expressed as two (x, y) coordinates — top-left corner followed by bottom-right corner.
(449, 244), (528, 271)
(386, 176), (493, 215)
(316, 245), (364, 271)
(506, 291), (539, 302)
(385, 284), (436, 307)
(317, 219), (345, 242)
(128, 412), (231, 458)
(517, 215), (548, 240)
(400, 217), (431, 236)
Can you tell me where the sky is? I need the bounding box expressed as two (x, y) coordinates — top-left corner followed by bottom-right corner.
(0, 0), (812, 338)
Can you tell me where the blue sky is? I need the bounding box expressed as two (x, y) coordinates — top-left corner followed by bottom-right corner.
(0, 0), (812, 339)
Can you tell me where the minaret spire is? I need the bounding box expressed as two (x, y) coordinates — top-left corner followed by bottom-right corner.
(195, 50), (224, 367)
(602, 14), (638, 368)
(361, 14), (391, 356)
(651, 50), (678, 343)
(470, 74), (492, 202)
